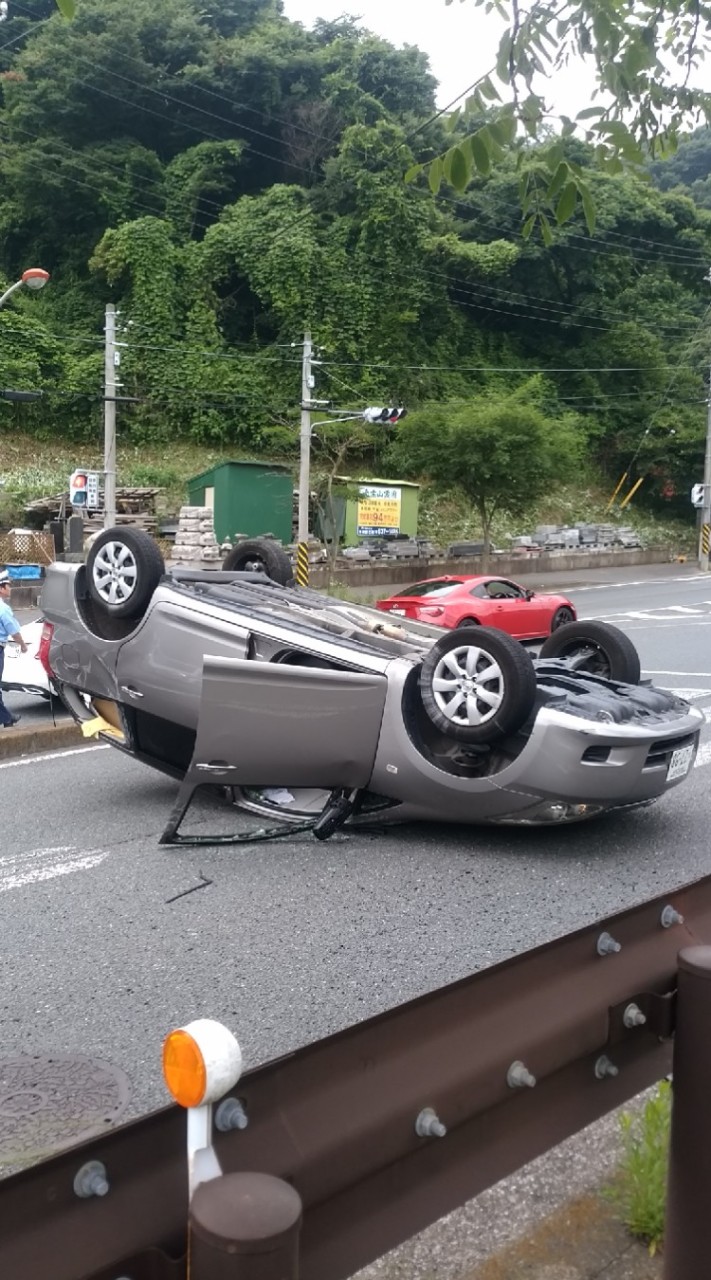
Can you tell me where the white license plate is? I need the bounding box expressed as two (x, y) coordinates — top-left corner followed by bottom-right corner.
(667, 744), (695, 782)
(389, 608), (406, 615)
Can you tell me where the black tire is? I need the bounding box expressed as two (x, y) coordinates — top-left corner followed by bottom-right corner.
(419, 626), (537, 744)
(222, 538), (294, 586)
(550, 606), (576, 631)
(455, 616), (481, 628)
(538, 620), (641, 683)
(85, 527), (165, 620)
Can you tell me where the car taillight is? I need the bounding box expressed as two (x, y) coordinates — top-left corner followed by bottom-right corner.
(38, 621), (54, 676)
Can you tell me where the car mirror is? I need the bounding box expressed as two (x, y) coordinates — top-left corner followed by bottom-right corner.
(525, 589), (535, 600)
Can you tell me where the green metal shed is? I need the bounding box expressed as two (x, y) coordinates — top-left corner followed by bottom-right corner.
(186, 460), (293, 545)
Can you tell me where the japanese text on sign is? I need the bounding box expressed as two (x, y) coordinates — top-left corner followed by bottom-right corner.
(356, 485), (402, 538)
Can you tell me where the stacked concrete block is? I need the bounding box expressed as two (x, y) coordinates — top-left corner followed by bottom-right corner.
(167, 505), (222, 570)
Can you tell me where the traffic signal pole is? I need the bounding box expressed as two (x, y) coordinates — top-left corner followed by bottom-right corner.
(298, 329), (312, 545)
(295, 330), (312, 586)
(103, 303), (117, 529)
(700, 355), (711, 571)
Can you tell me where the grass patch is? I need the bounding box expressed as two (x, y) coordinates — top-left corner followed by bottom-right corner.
(0, 430), (698, 554)
(0, 431), (299, 520)
(606, 1081), (671, 1255)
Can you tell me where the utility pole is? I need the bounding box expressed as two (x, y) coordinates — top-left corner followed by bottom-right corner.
(699, 271), (711, 570)
(103, 303), (117, 529)
(298, 329), (312, 542)
(700, 355), (711, 571)
(296, 330), (312, 585)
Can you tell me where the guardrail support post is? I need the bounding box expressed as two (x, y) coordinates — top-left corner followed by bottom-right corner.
(189, 1171), (302, 1278)
(663, 946), (711, 1278)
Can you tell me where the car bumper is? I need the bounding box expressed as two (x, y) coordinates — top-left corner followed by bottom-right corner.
(371, 671), (704, 825)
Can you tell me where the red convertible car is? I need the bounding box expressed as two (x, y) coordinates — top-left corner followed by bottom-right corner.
(376, 575), (576, 640)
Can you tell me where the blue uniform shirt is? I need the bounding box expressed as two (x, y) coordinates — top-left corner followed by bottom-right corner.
(0, 599), (22, 643)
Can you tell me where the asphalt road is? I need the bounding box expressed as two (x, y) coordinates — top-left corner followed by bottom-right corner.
(1, 565), (710, 1132)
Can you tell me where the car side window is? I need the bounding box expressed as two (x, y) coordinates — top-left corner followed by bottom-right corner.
(484, 580), (523, 600)
(469, 584), (489, 599)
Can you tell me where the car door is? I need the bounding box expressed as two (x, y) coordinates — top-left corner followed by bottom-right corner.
(116, 599), (251, 729)
(479, 580), (543, 639)
(186, 654), (388, 789)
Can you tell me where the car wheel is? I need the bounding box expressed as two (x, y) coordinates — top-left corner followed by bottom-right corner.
(550, 606), (575, 631)
(538, 620), (641, 683)
(86, 527), (165, 620)
(222, 538), (294, 586)
(455, 616), (481, 628)
(419, 627), (537, 744)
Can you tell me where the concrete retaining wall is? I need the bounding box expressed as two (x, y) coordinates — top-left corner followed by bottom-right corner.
(305, 546), (674, 591)
(8, 545), (677, 610)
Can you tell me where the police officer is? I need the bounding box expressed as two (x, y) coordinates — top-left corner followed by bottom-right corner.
(0, 569), (27, 727)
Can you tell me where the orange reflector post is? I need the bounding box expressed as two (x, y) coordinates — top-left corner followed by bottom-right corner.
(163, 1028), (208, 1108)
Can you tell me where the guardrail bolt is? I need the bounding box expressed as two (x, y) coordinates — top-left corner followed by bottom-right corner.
(415, 1107), (447, 1138)
(595, 1055), (619, 1080)
(623, 1002), (647, 1029)
(215, 1096), (249, 1132)
(507, 1060), (537, 1089)
(661, 904), (685, 929)
(597, 931), (622, 956)
(73, 1160), (109, 1198)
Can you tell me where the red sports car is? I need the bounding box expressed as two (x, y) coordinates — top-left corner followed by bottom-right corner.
(376, 575), (576, 640)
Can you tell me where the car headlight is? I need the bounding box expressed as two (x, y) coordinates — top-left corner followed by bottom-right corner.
(493, 801), (605, 825)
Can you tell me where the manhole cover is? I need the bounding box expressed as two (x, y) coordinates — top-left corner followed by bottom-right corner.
(0, 1054), (130, 1165)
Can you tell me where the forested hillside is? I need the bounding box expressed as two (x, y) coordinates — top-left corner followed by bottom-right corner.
(1, 0), (710, 515)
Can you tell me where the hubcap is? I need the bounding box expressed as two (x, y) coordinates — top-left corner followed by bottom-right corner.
(431, 643), (504, 727)
(554, 609), (574, 629)
(93, 541), (138, 605)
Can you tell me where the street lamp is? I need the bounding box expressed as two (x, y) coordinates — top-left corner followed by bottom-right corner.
(0, 268), (50, 309)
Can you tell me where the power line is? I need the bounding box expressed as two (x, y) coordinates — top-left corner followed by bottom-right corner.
(0, 142), (193, 231)
(421, 265), (706, 330)
(314, 358), (706, 373)
(613, 301), (711, 479)
(426, 271), (707, 335)
(2, 119), (224, 223)
(439, 190), (711, 271)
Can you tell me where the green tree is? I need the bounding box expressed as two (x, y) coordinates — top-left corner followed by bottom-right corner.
(411, 0), (711, 236)
(388, 380), (584, 552)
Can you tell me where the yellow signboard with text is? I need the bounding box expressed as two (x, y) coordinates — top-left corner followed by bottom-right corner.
(356, 485), (402, 538)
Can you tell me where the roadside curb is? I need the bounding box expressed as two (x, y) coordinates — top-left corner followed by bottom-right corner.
(463, 1189), (661, 1279)
(0, 720), (82, 761)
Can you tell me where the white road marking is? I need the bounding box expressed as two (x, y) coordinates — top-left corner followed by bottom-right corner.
(0, 845), (110, 893)
(581, 610), (711, 624)
(645, 670), (711, 678)
(0, 744), (110, 771)
(664, 605), (707, 614)
(625, 610), (709, 621)
(659, 688), (711, 702)
(567, 574), (711, 593)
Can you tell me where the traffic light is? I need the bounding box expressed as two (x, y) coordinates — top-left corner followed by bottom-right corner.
(1, 389), (43, 402)
(362, 406), (408, 424)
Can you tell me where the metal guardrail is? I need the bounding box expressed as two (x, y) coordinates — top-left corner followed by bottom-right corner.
(3, 874), (711, 1279)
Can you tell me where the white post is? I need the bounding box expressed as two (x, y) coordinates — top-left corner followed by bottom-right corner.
(0, 280), (23, 310)
(103, 303), (117, 529)
(700, 357), (711, 572)
(298, 329), (312, 544)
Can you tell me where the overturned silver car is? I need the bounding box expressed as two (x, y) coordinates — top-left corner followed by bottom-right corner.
(39, 529), (702, 843)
